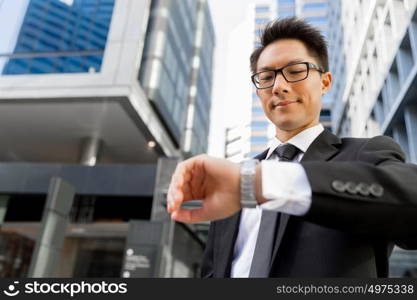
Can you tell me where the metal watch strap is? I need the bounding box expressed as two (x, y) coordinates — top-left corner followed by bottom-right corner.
(240, 159), (259, 208)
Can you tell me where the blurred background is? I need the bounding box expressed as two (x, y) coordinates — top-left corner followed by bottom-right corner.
(0, 0), (416, 278)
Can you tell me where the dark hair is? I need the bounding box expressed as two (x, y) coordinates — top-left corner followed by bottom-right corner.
(250, 17), (329, 74)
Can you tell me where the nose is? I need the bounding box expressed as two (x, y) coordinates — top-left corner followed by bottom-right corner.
(272, 72), (290, 95)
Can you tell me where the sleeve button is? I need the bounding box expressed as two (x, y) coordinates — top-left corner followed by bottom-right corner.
(369, 183), (384, 197)
(331, 180), (346, 193)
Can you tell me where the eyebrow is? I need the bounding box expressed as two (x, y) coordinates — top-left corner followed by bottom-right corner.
(257, 59), (305, 72)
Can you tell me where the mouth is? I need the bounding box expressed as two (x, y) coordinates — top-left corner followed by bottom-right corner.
(271, 101), (298, 109)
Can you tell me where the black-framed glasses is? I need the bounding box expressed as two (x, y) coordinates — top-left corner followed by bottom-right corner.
(251, 62), (324, 89)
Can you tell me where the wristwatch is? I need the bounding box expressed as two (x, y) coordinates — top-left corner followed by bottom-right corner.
(240, 159), (259, 208)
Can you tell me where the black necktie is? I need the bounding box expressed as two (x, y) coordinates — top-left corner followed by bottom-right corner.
(275, 143), (301, 162)
(248, 143), (300, 277)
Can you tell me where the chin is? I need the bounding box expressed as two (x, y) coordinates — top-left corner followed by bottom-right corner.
(275, 124), (298, 131)
(274, 121), (297, 131)
(274, 118), (310, 131)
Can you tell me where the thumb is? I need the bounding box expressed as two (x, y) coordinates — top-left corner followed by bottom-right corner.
(171, 207), (207, 224)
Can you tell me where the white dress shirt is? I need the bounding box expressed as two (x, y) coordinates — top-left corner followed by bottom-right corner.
(230, 123), (324, 277)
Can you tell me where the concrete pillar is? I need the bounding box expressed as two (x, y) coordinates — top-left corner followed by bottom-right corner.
(28, 177), (75, 277)
(79, 137), (102, 166)
(404, 105), (417, 164)
(150, 157), (179, 277)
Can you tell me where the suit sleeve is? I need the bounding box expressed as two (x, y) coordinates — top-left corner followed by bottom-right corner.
(200, 221), (215, 278)
(300, 135), (417, 245)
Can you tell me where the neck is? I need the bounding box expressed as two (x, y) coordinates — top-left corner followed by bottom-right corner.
(276, 121), (319, 142)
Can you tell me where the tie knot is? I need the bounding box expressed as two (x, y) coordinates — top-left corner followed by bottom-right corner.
(274, 144), (300, 161)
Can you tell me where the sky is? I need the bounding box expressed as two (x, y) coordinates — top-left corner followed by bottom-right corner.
(0, 0), (29, 71)
(207, 0), (256, 157)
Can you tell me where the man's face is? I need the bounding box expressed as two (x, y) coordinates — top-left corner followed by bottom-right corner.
(255, 39), (332, 134)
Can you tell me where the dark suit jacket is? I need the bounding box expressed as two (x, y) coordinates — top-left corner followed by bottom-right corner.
(201, 129), (417, 277)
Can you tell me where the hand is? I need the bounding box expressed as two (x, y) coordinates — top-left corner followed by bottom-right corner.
(167, 154), (241, 223)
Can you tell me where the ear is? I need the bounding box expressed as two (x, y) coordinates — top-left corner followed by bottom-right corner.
(321, 72), (332, 95)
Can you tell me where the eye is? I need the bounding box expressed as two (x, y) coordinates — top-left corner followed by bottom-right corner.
(260, 75), (273, 81)
(258, 72), (274, 81)
(285, 64), (308, 75)
(288, 70), (305, 75)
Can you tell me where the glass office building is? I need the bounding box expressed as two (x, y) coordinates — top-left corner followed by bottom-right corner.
(2, 0), (114, 75)
(298, 0), (331, 131)
(278, 0), (296, 18)
(139, 0), (214, 156)
(186, 3), (215, 156)
(328, 0), (417, 277)
(0, 0), (214, 278)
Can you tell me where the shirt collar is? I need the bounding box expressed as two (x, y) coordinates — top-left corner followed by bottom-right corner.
(265, 123), (324, 160)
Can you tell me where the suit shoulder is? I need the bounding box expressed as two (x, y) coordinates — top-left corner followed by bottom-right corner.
(339, 136), (369, 147)
(340, 135), (398, 147)
(339, 135), (404, 160)
(345, 135), (405, 162)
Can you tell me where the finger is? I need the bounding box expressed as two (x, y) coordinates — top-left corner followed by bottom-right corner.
(171, 207), (207, 224)
(175, 164), (192, 189)
(170, 187), (184, 212)
(171, 160), (198, 210)
(182, 182), (194, 202)
(168, 165), (185, 211)
(167, 177), (179, 212)
(190, 159), (205, 199)
(167, 185), (175, 213)
(170, 169), (184, 200)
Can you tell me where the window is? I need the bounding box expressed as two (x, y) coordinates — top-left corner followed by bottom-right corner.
(256, 18), (270, 24)
(303, 2), (327, 11)
(1, 0), (115, 75)
(251, 136), (268, 144)
(255, 6), (269, 13)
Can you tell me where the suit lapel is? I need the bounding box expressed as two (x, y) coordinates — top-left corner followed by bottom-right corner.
(299, 129), (341, 162)
(214, 149), (270, 277)
(269, 129), (341, 273)
(255, 148), (269, 161)
(214, 211), (241, 277)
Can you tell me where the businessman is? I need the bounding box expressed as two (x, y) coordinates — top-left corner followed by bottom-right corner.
(167, 18), (417, 277)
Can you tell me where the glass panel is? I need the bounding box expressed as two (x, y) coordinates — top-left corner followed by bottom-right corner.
(0, 0), (115, 75)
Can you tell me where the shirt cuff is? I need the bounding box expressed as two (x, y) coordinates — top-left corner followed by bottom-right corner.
(259, 160), (312, 216)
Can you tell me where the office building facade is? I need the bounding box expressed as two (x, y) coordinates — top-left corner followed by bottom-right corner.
(224, 124), (251, 163)
(328, 0), (417, 276)
(0, 0), (214, 278)
(2, 0), (114, 75)
(140, 0), (215, 157)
